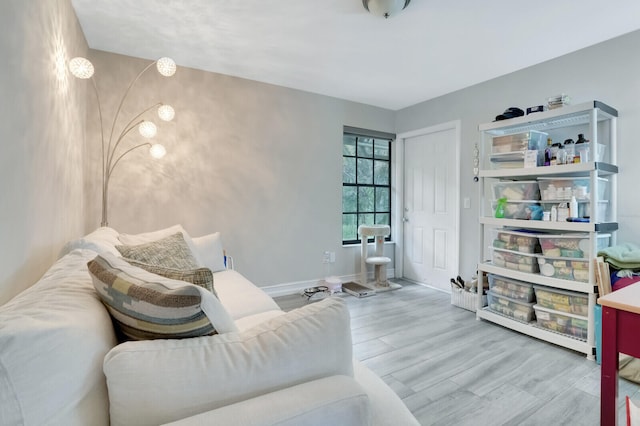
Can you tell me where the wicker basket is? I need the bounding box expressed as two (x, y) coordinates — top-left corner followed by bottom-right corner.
(451, 287), (487, 312)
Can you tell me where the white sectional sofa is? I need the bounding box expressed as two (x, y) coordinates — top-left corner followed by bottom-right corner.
(0, 226), (418, 426)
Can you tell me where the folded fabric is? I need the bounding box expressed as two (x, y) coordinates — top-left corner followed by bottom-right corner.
(598, 243), (640, 270)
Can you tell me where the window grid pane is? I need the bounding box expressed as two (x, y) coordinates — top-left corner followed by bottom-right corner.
(342, 132), (393, 244)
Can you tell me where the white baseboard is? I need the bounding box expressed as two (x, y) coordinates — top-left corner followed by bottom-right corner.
(262, 269), (396, 298)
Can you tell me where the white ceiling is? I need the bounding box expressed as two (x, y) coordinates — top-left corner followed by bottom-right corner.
(71, 0), (640, 111)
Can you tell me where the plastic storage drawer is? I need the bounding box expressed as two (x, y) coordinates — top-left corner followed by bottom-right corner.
(487, 291), (536, 322)
(538, 177), (608, 201)
(491, 131), (547, 154)
(533, 305), (588, 340)
(488, 274), (535, 302)
(492, 180), (540, 201)
(492, 200), (542, 220)
(491, 247), (539, 273)
(533, 285), (589, 316)
(538, 233), (610, 259)
(537, 255), (589, 282)
(492, 229), (540, 254)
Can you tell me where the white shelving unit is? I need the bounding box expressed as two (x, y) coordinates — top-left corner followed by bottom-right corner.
(476, 101), (618, 359)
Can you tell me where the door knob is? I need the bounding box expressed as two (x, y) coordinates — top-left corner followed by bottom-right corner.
(402, 217), (409, 222)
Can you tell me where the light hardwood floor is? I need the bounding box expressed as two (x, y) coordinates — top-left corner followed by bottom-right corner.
(274, 281), (639, 426)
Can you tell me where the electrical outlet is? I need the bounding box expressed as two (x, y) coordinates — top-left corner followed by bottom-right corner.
(322, 251), (331, 264)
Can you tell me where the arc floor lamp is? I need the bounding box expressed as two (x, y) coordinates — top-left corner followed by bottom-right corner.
(69, 56), (177, 227)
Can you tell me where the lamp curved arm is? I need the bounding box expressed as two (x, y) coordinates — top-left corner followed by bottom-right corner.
(106, 61), (157, 155)
(107, 102), (162, 169)
(107, 119), (144, 171)
(107, 142), (152, 179)
(89, 77), (107, 195)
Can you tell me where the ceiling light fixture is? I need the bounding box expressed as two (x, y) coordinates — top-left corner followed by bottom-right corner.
(362, 0), (411, 18)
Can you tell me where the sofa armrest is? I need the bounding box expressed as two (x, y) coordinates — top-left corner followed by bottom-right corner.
(103, 297), (353, 426)
(163, 375), (371, 426)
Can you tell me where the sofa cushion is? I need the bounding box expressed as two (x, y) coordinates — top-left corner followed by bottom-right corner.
(58, 226), (122, 258)
(0, 249), (117, 426)
(191, 232), (226, 272)
(163, 375), (372, 426)
(103, 297), (353, 426)
(353, 361), (420, 426)
(87, 253), (237, 340)
(115, 232), (199, 270)
(212, 269), (281, 319)
(123, 258), (216, 295)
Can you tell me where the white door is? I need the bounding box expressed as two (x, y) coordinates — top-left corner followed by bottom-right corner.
(402, 123), (459, 292)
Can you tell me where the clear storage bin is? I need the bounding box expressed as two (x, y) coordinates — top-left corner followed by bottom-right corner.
(492, 247), (539, 273)
(492, 200), (542, 220)
(538, 177), (608, 201)
(537, 233), (611, 259)
(488, 274), (535, 302)
(488, 291), (536, 322)
(536, 255), (590, 282)
(533, 305), (588, 340)
(575, 143), (606, 163)
(539, 200), (610, 222)
(491, 131), (547, 154)
(492, 229), (540, 253)
(533, 285), (589, 316)
(492, 181), (540, 201)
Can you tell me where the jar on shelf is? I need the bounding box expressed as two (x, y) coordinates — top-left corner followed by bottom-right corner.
(575, 134), (590, 163)
(564, 139), (576, 163)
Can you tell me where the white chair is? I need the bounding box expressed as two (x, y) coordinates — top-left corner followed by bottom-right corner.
(358, 225), (401, 292)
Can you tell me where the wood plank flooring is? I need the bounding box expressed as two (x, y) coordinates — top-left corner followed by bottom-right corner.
(274, 281), (640, 426)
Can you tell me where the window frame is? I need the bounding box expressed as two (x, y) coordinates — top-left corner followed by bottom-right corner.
(342, 126), (395, 245)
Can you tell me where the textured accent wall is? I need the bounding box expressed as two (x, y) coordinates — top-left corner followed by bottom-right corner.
(0, 0), (88, 305)
(84, 50), (395, 288)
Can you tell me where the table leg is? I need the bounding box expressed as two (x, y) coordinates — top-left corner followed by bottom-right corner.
(601, 306), (619, 426)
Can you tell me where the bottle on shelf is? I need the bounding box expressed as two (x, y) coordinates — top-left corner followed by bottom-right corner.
(569, 195), (579, 218)
(544, 137), (553, 166)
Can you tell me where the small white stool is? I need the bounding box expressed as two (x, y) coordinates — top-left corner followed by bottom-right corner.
(358, 225), (401, 292)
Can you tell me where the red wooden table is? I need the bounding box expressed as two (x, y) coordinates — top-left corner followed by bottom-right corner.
(599, 283), (640, 426)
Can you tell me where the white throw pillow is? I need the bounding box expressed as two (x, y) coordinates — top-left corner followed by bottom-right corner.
(192, 232), (226, 272)
(117, 225), (202, 265)
(104, 297), (353, 426)
(58, 226), (122, 258)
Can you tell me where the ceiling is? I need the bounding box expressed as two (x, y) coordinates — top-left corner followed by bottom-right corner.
(71, 0), (640, 111)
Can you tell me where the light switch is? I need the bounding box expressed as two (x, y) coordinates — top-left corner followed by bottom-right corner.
(463, 197), (471, 209)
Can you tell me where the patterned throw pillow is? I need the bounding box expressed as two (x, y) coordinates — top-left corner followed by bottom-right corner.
(115, 232), (199, 270)
(87, 253), (237, 341)
(123, 258), (216, 295)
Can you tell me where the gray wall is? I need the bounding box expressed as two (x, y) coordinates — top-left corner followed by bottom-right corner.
(84, 50), (396, 289)
(2, 1), (638, 301)
(396, 29), (640, 280)
(0, 0), (88, 305)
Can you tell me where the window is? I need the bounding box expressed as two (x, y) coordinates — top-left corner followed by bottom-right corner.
(342, 127), (394, 245)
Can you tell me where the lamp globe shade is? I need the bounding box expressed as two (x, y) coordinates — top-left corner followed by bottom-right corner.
(69, 57), (94, 79)
(138, 121), (157, 138)
(156, 57), (176, 77)
(158, 104), (175, 122)
(149, 143), (167, 159)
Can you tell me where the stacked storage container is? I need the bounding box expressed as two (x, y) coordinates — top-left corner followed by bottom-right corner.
(537, 233), (610, 283)
(538, 177), (610, 222)
(492, 181), (541, 220)
(491, 229), (541, 273)
(489, 131), (547, 169)
(487, 274), (536, 322)
(533, 286), (589, 340)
